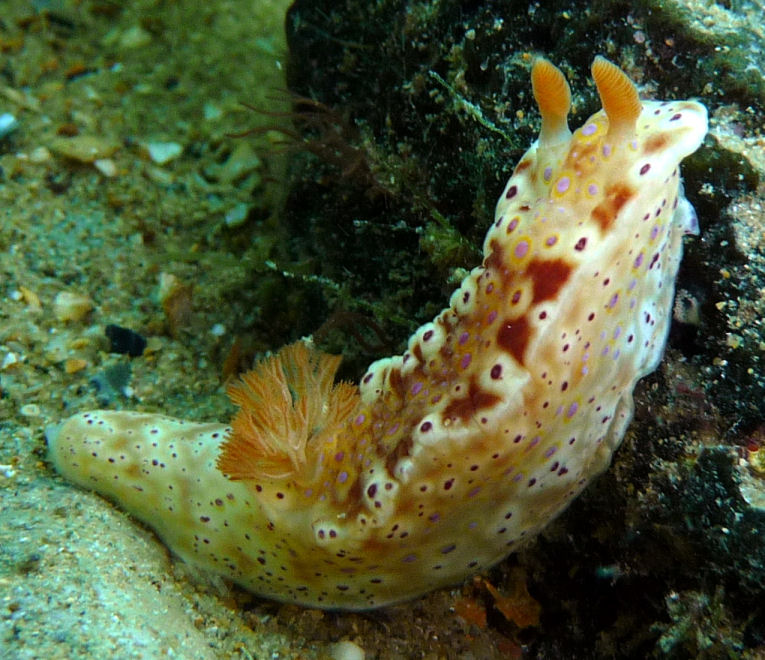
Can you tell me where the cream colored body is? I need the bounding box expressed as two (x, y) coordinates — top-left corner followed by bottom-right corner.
(49, 59), (707, 609)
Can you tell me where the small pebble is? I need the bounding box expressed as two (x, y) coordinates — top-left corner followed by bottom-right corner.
(0, 464), (16, 479)
(146, 141), (183, 165)
(18, 286), (42, 311)
(29, 146), (52, 163)
(94, 158), (118, 177)
(53, 291), (94, 322)
(20, 404), (42, 417)
(0, 113), (18, 139)
(203, 102), (222, 120)
(330, 641), (365, 660)
(105, 324), (147, 357)
(91, 362), (133, 403)
(224, 203), (249, 228)
(50, 135), (120, 163)
(216, 141), (261, 184)
(1, 352), (20, 370)
(64, 358), (88, 374)
(119, 25), (153, 49)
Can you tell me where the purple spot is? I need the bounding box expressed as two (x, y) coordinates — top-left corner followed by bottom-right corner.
(651, 225), (660, 240)
(338, 471), (348, 484)
(582, 122), (597, 136)
(529, 436), (540, 448)
(411, 382), (423, 395)
(544, 446), (557, 458)
(468, 486), (482, 497)
(460, 353), (472, 369)
(608, 293), (619, 309)
(514, 240), (529, 259)
(566, 402), (579, 418)
(429, 513), (440, 522)
(486, 282), (494, 294)
(334, 451), (344, 462)
(458, 331), (469, 345)
(543, 166), (553, 182)
(402, 553), (418, 563)
(633, 253), (644, 268)
(614, 325), (622, 339)
(556, 176), (571, 194)
(545, 235), (558, 246)
(507, 217), (519, 233)
(354, 413), (366, 425)
(487, 310), (497, 323)
(640, 163), (651, 175)
(441, 544), (456, 554)
(505, 184), (518, 199)
(603, 144), (612, 157)
(587, 183), (598, 196)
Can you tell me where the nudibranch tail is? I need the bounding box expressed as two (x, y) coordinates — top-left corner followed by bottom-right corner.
(49, 57), (708, 610)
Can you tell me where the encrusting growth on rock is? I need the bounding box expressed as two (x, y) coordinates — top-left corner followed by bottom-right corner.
(48, 57), (708, 610)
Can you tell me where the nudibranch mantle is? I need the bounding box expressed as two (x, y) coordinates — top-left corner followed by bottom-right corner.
(49, 58), (707, 610)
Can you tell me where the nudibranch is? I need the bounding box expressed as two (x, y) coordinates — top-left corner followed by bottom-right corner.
(48, 57), (708, 610)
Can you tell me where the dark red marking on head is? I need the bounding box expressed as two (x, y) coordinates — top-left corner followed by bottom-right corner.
(442, 377), (501, 424)
(484, 240), (505, 272)
(644, 133), (669, 153)
(514, 160), (532, 175)
(497, 316), (530, 365)
(590, 183), (634, 232)
(387, 367), (406, 398)
(526, 258), (572, 303)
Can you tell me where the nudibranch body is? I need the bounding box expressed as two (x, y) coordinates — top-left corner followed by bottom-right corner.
(49, 58), (708, 610)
